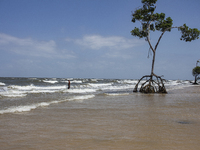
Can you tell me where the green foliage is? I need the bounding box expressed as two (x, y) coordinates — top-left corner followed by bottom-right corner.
(179, 24), (200, 42)
(131, 27), (148, 38)
(131, 0), (200, 41)
(131, 0), (173, 38)
(192, 66), (200, 77)
(142, 0), (157, 5)
(155, 17), (173, 32)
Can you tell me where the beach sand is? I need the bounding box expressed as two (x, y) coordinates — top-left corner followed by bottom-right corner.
(0, 86), (200, 150)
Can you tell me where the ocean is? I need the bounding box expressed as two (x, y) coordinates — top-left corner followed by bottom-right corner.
(0, 77), (200, 149)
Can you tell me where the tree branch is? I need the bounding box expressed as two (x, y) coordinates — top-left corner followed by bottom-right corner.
(154, 26), (182, 51)
(147, 22), (155, 52)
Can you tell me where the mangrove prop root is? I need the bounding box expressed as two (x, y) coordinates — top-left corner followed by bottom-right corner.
(133, 75), (167, 93)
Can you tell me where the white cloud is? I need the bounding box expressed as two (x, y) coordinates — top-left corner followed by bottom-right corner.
(0, 33), (75, 59)
(66, 35), (144, 50)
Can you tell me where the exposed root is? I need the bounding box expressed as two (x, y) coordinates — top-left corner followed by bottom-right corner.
(133, 74), (167, 94)
(139, 84), (155, 93)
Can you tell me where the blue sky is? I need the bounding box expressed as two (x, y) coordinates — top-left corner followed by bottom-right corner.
(0, 0), (199, 79)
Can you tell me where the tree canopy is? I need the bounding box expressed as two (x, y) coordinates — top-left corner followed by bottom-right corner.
(192, 66), (200, 84)
(192, 66), (200, 77)
(131, 0), (200, 43)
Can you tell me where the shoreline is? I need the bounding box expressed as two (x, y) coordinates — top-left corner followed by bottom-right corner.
(0, 82), (200, 150)
(170, 84), (200, 94)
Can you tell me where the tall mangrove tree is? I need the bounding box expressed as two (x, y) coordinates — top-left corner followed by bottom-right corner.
(131, 0), (200, 93)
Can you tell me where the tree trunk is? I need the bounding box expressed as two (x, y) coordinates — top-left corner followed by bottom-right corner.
(194, 75), (198, 84)
(151, 51), (156, 76)
(133, 49), (167, 93)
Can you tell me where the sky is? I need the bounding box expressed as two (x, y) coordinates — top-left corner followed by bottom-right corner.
(0, 0), (200, 80)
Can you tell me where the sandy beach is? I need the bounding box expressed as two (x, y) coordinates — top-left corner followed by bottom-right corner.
(0, 85), (200, 150)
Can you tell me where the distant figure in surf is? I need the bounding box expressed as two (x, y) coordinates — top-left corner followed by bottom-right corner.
(68, 80), (70, 89)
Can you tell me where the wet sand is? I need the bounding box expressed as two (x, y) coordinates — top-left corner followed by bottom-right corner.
(0, 86), (200, 150)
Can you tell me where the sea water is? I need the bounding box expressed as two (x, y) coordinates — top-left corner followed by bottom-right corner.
(0, 77), (200, 149)
(0, 77), (193, 114)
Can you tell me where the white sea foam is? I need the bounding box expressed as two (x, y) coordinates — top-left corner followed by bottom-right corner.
(117, 80), (138, 84)
(167, 84), (193, 91)
(43, 80), (58, 84)
(0, 87), (27, 97)
(71, 80), (83, 83)
(1, 93), (27, 97)
(165, 80), (182, 86)
(62, 80), (82, 83)
(10, 85), (66, 91)
(0, 87), (7, 92)
(105, 93), (130, 96)
(0, 101), (55, 114)
(0, 78), (195, 115)
(0, 84), (67, 97)
(0, 79), (193, 99)
(164, 80), (192, 91)
(0, 105), (37, 114)
(0, 94), (95, 114)
(68, 95), (95, 101)
(0, 82), (6, 86)
(88, 83), (112, 88)
(67, 78), (74, 80)
(90, 79), (98, 82)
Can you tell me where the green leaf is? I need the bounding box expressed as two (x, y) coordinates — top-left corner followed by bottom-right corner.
(142, 0), (157, 5)
(179, 24), (200, 42)
(155, 16), (173, 32)
(192, 66), (200, 76)
(131, 27), (148, 38)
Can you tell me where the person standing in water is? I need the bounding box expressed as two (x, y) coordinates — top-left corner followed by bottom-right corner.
(68, 80), (70, 89)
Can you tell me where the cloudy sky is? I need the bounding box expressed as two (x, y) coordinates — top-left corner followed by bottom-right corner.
(0, 0), (199, 79)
